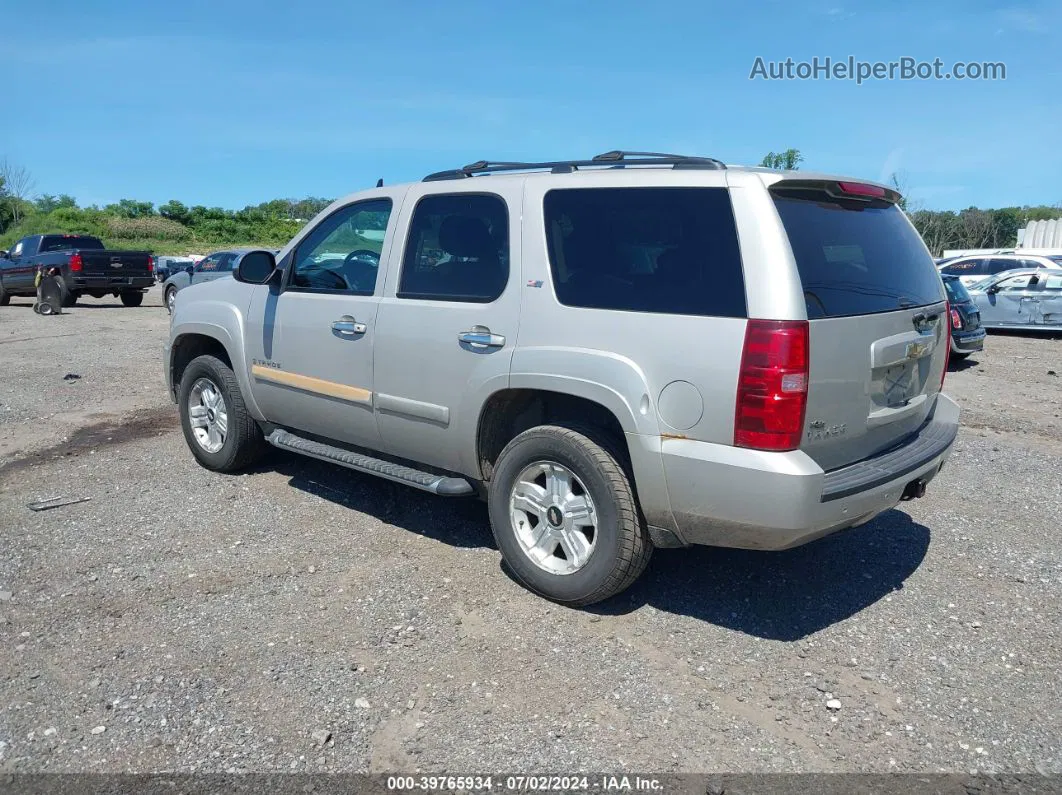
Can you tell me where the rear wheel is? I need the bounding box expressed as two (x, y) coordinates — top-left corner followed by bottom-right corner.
(178, 354), (267, 472)
(487, 425), (651, 606)
(60, 283), (77, 307)
(120, 290), (144, 307)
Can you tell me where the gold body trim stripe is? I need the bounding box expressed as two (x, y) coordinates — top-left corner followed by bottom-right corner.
(251, 365), (372, 405)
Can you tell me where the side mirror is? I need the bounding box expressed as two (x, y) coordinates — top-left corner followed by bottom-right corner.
(234, 250), (278, 285)
(986, 284), (1000, 295)
(0, 251), (8, 259)
(185, 265), (195, 275)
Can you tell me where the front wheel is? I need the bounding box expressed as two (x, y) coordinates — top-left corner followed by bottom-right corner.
(0, 283), (9, 306)
(487, 425), (651, 606)
(120, 290), (144, 307)
(951, 352), (971, 361)
(165, 286), (177, 314)
(178, 354), (267, 472)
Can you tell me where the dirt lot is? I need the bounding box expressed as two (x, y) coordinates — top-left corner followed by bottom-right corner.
(1, 286), (1061, 774)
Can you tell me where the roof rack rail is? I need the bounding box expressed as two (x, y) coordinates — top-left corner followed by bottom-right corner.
(423, 150), (726, 181)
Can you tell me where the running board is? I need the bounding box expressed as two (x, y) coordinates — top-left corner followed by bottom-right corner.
(266, 429), (475, 496)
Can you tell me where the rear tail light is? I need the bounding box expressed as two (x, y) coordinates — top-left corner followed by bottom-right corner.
(950, 308), (962, 329)
(734, 320), (810, 452)
(940, 302), (951, 390)
(147, 256), (154, 274)
(69, 253), (83, 272)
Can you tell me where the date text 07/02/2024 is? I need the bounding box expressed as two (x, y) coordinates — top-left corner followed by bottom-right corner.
(386, 775), (664, 792)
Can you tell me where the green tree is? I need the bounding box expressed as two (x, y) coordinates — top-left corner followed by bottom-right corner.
(35, 194), (77, 213)
(760, 148), (803, 170)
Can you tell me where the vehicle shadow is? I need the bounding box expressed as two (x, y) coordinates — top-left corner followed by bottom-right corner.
(253, 451), (929, 640)
(588, 509), (930, 641)
(261, 450), (495, 550)
(948, 356), (979, 372)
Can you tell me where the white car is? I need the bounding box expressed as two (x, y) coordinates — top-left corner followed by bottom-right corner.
(937, 253), (1062, 287)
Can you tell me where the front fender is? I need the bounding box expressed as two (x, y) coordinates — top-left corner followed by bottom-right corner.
(169, 297), (263, 420)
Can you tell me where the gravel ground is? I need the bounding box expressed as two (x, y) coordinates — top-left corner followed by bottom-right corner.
(1, 292), (1061, 774)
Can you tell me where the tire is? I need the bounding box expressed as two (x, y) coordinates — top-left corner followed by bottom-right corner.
(487, 424), (652, 606)
(0, 283), (9, 306)
(120, 290), (144, 307)
(165, 286), (178, 314)
(951, 352), (970, 361)
(178, 354), (267, 473)
(60, 283), (77, 307)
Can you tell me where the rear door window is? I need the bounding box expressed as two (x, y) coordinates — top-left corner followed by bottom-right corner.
(987, 258), (1021, 275)
(398, 193), (509, 303)
(772, 187), (943, 318)
(543, 187), (746, 317)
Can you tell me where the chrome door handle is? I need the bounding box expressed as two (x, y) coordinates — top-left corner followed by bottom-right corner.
(332, 316), (367, 335)
(458, 326), (505, 348)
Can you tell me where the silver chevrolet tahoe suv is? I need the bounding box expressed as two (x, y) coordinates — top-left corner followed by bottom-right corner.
(165, 151), (958, 606)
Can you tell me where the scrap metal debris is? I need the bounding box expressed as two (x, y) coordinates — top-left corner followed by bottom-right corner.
(27, 496), (92, 512)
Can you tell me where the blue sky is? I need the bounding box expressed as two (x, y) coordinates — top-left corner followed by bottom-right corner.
(5, 0), (1061, 211)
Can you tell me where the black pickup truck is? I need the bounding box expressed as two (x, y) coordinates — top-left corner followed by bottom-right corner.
(0, 234), (153, 307)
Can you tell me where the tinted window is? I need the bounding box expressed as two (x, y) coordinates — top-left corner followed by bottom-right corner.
(942, 277), (971, 303)
(544, 187), (746, 317)
(941, 259), (986, 276)
(216, 253), (237, 272)
(773, 189), (943, 317)
(292, 198), (392, 294)
(39, 235), (104, 252)
(997, 274), (1035, 291)
(987, 258), (1022, 274)
(399, 194), (509, 302)
(196, 254), (223, 272)
(1020, 258), (1048, 270)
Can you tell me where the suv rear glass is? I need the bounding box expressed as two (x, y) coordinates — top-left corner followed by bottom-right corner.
(771, 188), (943, 318)
(39, 235), (104, 252)
(941, 275), (971, 303)
(544, 187), (746, 317)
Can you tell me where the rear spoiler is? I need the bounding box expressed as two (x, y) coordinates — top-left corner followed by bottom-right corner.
(769, 178), (902, 205)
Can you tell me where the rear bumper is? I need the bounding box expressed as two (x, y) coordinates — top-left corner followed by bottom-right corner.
(655, 394), (959, 551)
(951, 328), (986, 354)
(72, 276), (154, 291)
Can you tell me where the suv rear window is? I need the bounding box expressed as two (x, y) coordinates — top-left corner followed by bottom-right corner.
(39, 235), (104, 252)
(941, 276), (971, 303)
(772, 189), (943, 318)
(544, 187), (746, 317)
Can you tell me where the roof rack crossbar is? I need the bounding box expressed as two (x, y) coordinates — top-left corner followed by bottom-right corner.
(423, 151), (725, 181)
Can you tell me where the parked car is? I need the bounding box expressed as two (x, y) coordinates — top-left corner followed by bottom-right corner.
(0, 234), (153, 307)
(941, 275), (986, 359)
(165, 151), (957, 605)
(154, 256), (196, 283)
(937, 253), (1062, 287)
(163, 249), (275, 314)
(965, 268), (1062, 331)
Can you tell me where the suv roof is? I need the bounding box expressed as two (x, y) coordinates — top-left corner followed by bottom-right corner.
(408, 150), (897, 196)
